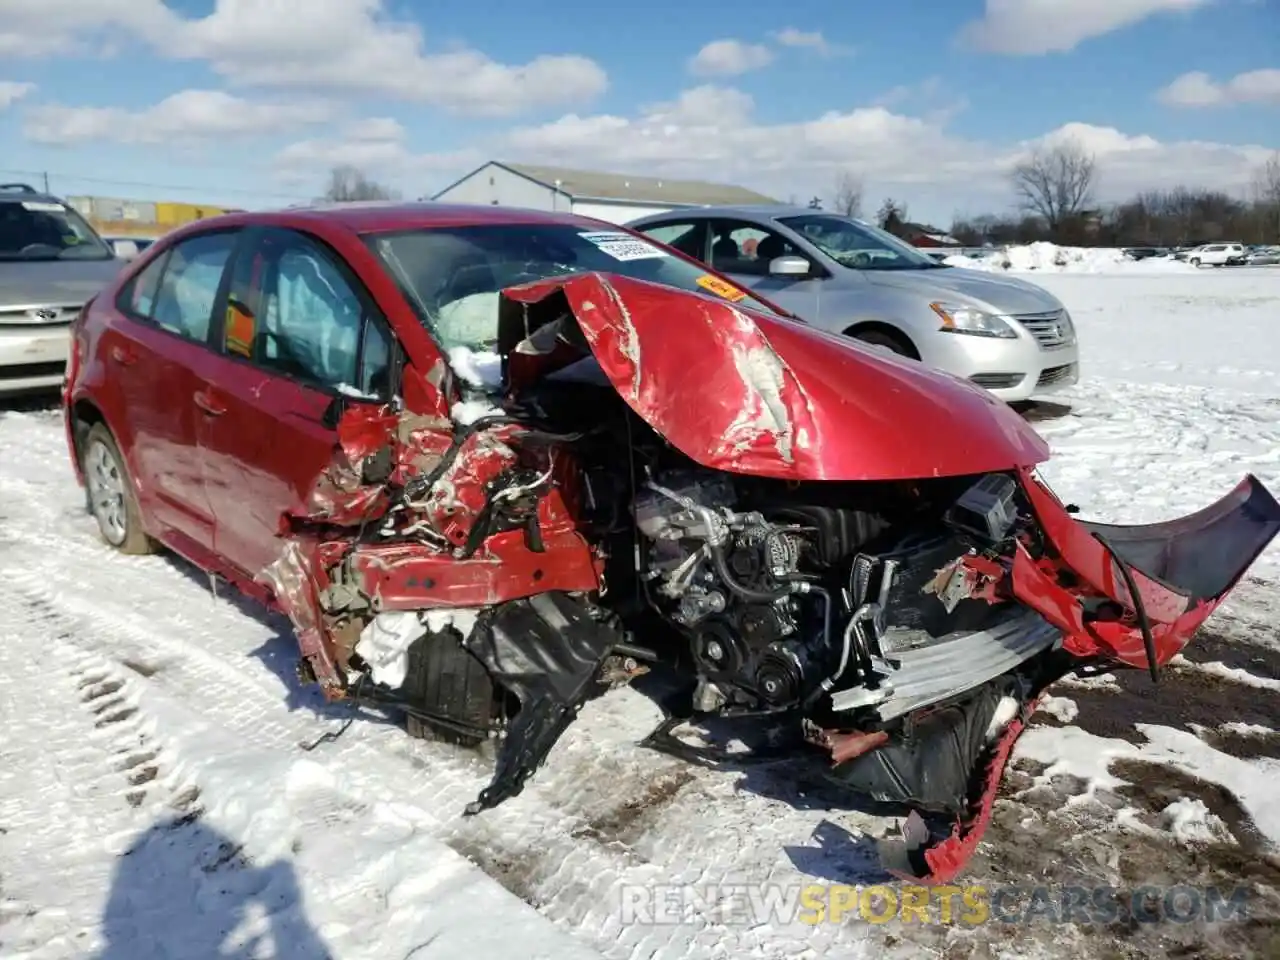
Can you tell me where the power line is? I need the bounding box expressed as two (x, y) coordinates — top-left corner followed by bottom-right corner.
(0, 166), (317, 202)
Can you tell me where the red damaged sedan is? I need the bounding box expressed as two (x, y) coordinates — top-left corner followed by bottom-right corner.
(62, 202), (1280, 884)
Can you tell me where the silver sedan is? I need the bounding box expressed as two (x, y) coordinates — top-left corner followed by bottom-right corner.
(627, 204), (1080, 403)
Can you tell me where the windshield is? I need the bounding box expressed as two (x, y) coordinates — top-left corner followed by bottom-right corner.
(776, 213), (944, 271)
(364, 222), (783, 353)
(0, 198), (115, 261)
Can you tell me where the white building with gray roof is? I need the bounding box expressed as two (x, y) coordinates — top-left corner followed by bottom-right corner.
(430, 161), (778, 224)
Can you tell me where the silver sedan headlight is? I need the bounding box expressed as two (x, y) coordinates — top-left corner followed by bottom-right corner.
(1059, 309), (1077, 343)
(929, 301), (1017, 339)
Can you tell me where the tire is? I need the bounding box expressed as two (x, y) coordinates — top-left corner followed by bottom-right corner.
(853, 328), (914, 357)
(80, 423), (157, 555)
(1190, 258), (1201, 267)
(400, 626), (500, 748)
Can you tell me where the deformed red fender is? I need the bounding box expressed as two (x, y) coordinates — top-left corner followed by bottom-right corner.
(499, 273), (1050, 482)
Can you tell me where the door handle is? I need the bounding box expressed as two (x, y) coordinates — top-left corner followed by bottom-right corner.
(109, 345), (137, 366)
(193, 390), (226, 416)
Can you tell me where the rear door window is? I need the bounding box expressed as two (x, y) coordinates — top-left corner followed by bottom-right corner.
(148, 232), (238, 343)
(634, 221), (708, 260)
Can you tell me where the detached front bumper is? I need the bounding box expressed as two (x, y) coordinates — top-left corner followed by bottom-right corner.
(1014, 469), (1280, 672)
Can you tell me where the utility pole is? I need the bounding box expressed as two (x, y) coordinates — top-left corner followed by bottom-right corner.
(43, 171), (50, 193)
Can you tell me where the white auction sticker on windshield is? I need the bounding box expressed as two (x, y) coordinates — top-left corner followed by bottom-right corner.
(579, 231), (668, 261)
(21, 201), (65, 212)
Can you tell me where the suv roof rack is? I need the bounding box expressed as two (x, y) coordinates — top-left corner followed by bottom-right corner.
(0, 183), (39, 193)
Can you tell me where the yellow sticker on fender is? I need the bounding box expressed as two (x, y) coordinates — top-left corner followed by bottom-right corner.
(696, 274), (747, 302)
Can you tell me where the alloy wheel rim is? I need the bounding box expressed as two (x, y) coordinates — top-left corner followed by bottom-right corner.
(85, 440), (128, 545)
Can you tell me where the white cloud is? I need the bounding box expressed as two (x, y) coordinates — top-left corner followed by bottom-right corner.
(688, 39), (775, 76)
(1157, 68), (1280, 107)
(958, 0), (1215, 55)
(495, 86), (1273, 212)
(0, 81), (34, 110)
(23, 90), (333, 145)
(771, 28), (851, 57)
(272, 117), (483, 184)
(873, 77), (970, 124)
(0, 0), (607, 116)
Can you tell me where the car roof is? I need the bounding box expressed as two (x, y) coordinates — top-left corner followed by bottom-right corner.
(629, 203), (819, 223)
(185, 201), (618, 236)
(0, 182), (72, 207)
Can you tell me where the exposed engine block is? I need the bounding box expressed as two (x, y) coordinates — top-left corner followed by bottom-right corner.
(631, 468), (1063, 719)
(632, 471), (837, 711)
(634, 473), (799, 623)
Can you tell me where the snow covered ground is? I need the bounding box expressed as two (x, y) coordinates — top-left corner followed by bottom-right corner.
(2, 268), (1279, 960)
(945, 241), (1280, 276)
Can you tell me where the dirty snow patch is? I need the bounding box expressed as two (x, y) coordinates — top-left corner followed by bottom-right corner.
(1016, 724), (1280, 846)
(1216, 721), (1277, 738)
(1036, 694), (1079, 723)
(1173, 655), (1280, 692)
(1053, 671), (1120, 691)
(1160, 798), (1234, 846)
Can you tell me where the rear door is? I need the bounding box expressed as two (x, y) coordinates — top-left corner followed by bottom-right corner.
(102, 229), (239, 556)
(197, 226), (397, 579)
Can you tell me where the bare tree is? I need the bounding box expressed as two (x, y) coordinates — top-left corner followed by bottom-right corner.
(1010, 139), (1097, 232)
(322, 165), (400, 203)
(1253, 151), (1280, 238)
(832, 171), (864, 219)
(876, 197), (907, 233)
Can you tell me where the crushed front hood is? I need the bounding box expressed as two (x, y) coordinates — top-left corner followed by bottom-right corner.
(497, 272), (1049, 482)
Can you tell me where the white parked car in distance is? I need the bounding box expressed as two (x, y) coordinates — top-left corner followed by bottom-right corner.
(1186, 243), (1246, 267)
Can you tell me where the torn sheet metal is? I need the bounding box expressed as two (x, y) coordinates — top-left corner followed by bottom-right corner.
(259, 537), (346, 696)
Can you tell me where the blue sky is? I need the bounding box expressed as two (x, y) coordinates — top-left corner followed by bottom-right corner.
(0, 0), (1276, 224)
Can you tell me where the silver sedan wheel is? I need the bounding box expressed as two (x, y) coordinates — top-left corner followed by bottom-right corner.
(85, 439), (129, 546)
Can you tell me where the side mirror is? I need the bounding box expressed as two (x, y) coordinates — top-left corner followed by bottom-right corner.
(111, 239), (139, 260)
(768, 255), (810, 277)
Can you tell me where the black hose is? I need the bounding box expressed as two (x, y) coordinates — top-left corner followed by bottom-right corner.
(709, 542), (792, 602)
(811, 584), (833, 660)
(612, 642), (658, 661)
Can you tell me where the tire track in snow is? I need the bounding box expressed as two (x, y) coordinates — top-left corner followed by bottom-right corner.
(0, 608), (612, 960)
(0, 422), (887, 960)
(0, 616), (202, 956)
